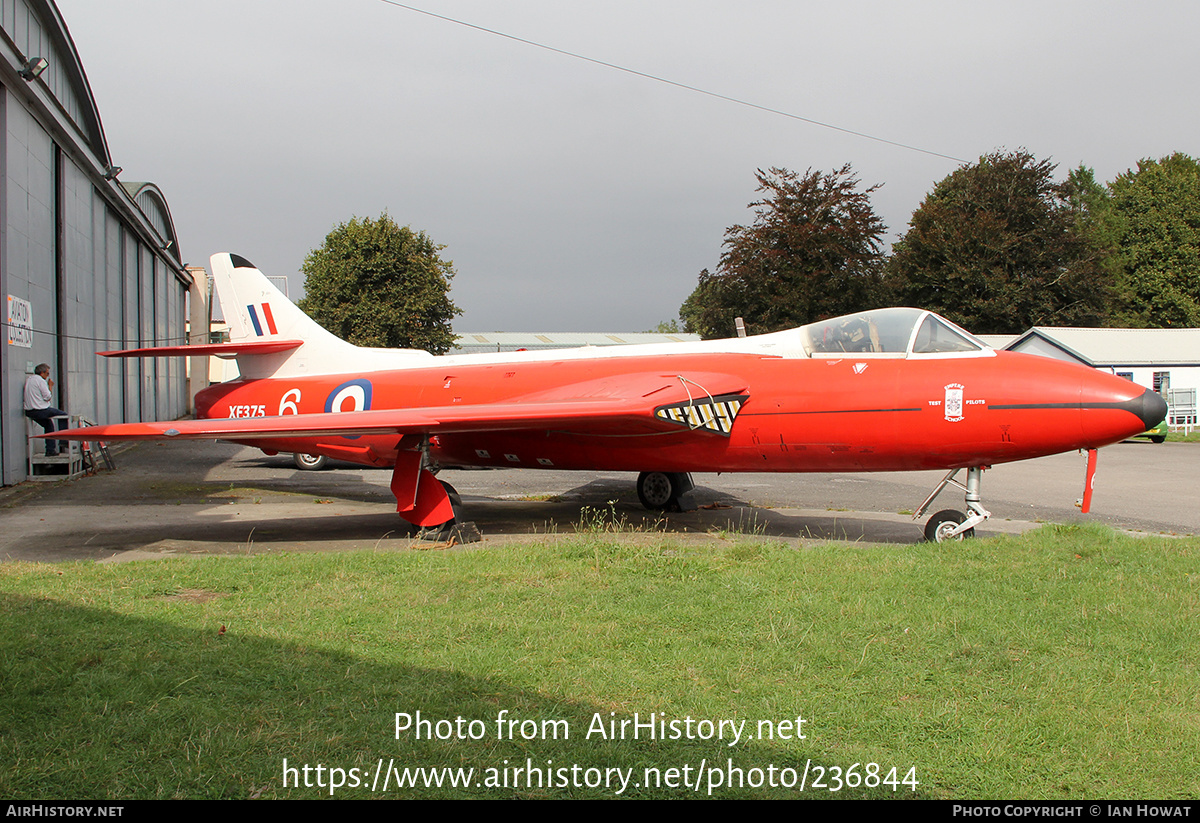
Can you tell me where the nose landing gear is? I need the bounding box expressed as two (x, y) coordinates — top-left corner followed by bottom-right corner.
(914, 466), (991, 542)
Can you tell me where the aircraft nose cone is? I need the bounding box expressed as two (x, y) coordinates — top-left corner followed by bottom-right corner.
(1076, 370), (1170, 448)
(1134, 387), (1169, 431)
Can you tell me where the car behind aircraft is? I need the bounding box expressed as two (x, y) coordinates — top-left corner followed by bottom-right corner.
(48, 253), (1167, 542)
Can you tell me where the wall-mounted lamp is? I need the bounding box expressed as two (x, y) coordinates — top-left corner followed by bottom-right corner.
(102, 165), (122, 180)
(19, 57), (48, 80)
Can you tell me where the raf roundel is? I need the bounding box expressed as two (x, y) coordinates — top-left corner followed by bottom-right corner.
(325, 379), (373, 414)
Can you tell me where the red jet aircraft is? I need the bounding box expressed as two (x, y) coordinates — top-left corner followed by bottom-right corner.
(50, 253), (1167, 542)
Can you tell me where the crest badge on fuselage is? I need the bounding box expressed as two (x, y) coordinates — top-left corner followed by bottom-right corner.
(944, 383), (965, 422)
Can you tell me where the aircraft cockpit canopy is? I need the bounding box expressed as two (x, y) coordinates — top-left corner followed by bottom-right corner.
(800, 307), (987, 357)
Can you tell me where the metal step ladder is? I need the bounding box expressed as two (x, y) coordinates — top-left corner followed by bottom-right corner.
(26, 416), (114, 480)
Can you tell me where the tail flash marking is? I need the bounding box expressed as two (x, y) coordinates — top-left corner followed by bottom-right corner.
(247, 305), (262, 336)
(246, 303), (279, 336)
(261, 303), (279, 334)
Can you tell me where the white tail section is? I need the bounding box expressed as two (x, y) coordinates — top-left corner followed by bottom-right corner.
(210, 252), (433, 379)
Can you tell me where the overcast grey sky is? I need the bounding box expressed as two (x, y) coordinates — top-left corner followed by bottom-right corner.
(54, 0), (1200, 331)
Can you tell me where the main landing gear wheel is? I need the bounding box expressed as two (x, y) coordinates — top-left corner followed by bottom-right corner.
(637, 471), (675, 510)
(418, 480), (464, 540)
(636, 471), (694, 511)
(441, 479), (464, 519)
(924, 509), (975, 543)
(293, 452), (328, 471)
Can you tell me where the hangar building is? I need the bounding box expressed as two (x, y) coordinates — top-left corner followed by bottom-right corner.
(0, 0), (191, 485)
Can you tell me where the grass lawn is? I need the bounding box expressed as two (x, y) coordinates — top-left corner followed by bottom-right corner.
(2, 524), (1197, 799)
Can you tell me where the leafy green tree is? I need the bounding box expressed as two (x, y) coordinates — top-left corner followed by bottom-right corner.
(888, 150), (1112, 334)
(646, 319), (683, 333)
(680, 165), (890, 339)
(298, 213), (461, 353)
(1062, 164), (1127, 319)
(679, 269), (726, 339)
(1107, 152), (1200, 327)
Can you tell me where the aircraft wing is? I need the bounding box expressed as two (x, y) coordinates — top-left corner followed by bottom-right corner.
(45, 371), (750, 442)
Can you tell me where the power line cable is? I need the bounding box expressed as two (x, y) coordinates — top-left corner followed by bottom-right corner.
(375, 0), (968, 164)
(1, 318), (188, 347)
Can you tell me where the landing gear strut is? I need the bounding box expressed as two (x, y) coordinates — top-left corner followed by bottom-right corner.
(389, 440), (480, 543)
(913, 466), (991, 542)
(636, 471), (694, 511)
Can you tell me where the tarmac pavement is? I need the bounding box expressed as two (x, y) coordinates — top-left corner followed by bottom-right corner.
(0, 438), (1194, 564)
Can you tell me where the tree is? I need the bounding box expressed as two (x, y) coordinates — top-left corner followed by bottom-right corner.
(679, 165), (890, 339)
(887, 150), (1111, 334)
(1062, 163), (1127, 318)
(298, 213), (461, 354)
(645, 319), (683, 333)
(678, 269), (726, 339)
(1107, 152), (1200, 327)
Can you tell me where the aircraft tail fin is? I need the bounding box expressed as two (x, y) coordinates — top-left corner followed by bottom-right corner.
(210, 252), (366, 378)
(213, 253), (332, 345)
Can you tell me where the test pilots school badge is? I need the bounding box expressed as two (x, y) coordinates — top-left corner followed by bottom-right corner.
(943, 383), (964, 422)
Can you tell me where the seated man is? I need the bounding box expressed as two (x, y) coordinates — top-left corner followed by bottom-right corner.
(24, 364), (68, 456)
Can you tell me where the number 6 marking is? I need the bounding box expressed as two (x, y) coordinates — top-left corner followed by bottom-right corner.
(279, 388), (301, 416)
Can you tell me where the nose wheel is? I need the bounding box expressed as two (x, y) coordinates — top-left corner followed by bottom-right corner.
(914, 466), (990, 542)
(923, 509), (975, 542)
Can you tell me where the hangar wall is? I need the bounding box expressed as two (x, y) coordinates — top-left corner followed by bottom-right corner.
(0, 0), (190, 485)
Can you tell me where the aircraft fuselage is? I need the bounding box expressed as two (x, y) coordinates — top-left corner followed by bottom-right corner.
(194, 348), (1158, 475)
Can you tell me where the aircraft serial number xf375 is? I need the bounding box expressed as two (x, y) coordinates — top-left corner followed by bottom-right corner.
(49, 253), (1167, 542)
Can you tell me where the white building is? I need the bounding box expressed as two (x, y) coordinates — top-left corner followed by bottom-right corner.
(450, 331), (700, 354)
(1006, 327), (1200, 426)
